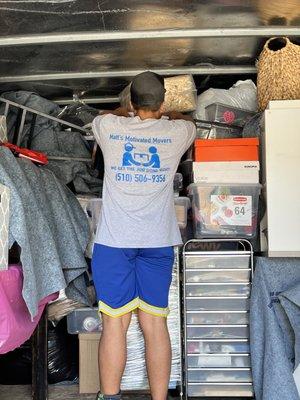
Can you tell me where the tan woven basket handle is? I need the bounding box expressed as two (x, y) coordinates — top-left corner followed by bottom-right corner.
(264, 36), (291, 52)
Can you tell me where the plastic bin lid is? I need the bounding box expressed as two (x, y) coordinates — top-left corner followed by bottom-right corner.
(205, 102), (256, 114)
(188, 182), (262, 189)
(194, 138), (259, 147)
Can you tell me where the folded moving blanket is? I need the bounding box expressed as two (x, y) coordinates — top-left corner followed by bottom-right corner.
(250, 256), (300, 400)
(0, 147), (90, 317)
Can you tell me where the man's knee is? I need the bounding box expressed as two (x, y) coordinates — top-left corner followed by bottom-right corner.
(102, 312), (132, 335)
(138, 310), (168, 336)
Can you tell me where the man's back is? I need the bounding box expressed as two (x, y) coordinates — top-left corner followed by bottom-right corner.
(92, 114), (195, 248)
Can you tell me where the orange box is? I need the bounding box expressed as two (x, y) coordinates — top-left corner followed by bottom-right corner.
(194, 138), (259, 162)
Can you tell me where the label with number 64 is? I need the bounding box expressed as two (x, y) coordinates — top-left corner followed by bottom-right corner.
(210, 195), (252, 226)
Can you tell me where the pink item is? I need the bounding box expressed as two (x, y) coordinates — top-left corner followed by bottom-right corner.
(0, 265), (57, 354)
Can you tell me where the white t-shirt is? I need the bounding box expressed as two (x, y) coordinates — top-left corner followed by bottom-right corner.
(92, 114), (196, 248)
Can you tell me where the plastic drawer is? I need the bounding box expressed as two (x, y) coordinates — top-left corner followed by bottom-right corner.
(186, 283), (251, 297)
(174, 196), (190, 229)
(187, 325), (249, 339)
(186, 269), (251, 283)
(185, 254), (250, 269)
(187, 354), (251, 368)
(186, 297), (250, 311)
(67, 307), (101, 334)
(186, 311), (249, 325)
(187, 368), (252, 383)
(186, 340), (250, 354)
(187, 382), (253, 397)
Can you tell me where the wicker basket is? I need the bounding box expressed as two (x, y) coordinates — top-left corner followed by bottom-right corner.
(257, 37), (300, 111)
(256, 0), (300, 25)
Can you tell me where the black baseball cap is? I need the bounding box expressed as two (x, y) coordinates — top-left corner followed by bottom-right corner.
(130, 71), (165, 108)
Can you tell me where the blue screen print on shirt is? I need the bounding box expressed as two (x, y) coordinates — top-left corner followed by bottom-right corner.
(122, 143), (161, 168)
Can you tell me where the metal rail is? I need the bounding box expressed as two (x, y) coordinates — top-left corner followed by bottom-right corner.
(0, 27), (299, 47)
(54, 96), (119, 105)
(0, 65), (257, 84)
(0, 98), (95, 161)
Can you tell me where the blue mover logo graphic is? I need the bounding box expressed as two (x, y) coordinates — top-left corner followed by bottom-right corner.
(122, 143), (160, 168)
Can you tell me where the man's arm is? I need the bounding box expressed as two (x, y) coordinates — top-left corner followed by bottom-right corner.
(99, 107), (130, 117)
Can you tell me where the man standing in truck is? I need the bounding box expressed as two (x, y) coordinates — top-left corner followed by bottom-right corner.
(92, 71), (196, 400)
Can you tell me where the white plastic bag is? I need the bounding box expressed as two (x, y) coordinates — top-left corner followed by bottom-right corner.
(193, 80), (257, 120)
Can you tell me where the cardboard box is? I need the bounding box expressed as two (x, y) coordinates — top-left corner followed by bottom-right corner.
(193, 161), (260, 184)
(0, 183), (10, 271)
(193, 161), (260, 171)
(193, 169), (259, 184)
(194, 138), (259, 162)
(79, 333), (101, 394)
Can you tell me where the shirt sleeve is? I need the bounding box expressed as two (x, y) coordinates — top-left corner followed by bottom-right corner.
(183, 120), (197, 151)
(172, 119), (197, 154)
(92, 114), (114, 148)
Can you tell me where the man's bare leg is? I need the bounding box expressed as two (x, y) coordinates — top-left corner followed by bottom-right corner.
(99, 312), (132, 395)
(138, 310), (171, 400)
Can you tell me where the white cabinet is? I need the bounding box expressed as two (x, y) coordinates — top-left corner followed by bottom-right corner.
(261, 101), (300, 257)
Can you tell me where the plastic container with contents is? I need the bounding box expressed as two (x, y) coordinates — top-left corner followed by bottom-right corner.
(186, 297), (250, 311)
(189, 183), (261, 238)
(67, 307), (102, 334)
(196, 125), (243, 140)
(187, 368), (252, 383)
(174, 197), (190, 229)
(205, 103), (255, 127)
(187, 354), (251, 368)
(186, 283), (251, 297)
(186, 325), (249, 339)
(173, 173), (183, 196)
(185, 254), (250, 269)
(186, 340), (250, 354)
(186, 311), (249, 325)
(187, 382), (253, 397)
(185, 268), (251, 283)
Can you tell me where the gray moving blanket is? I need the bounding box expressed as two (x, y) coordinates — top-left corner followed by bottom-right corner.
(0, 91), (102, 195)
(250, 257), (300, 400)
(0, 147), (90, 318)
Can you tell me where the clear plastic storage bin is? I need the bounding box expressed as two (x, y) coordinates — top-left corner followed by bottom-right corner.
(186, 311), (249, 325)
(187, 354), (251, 368)
(189, 183), (261, 238)
(186, 340), (250, 354)
(186, 283), (251, 297)
(187, 368), (252, 383)
(187, 382), (253, 397)
(86, 198), (102, 235)
(205, 103), (255, 127)
(174, 197), (190, 229)
(187, 325), (249, 339)
(185, 254), (250, 269)
(67, 307), (101, 334)
(173, 173), (183, 196)
(186, 297), (250, 311)
(186, 269), (251, 283)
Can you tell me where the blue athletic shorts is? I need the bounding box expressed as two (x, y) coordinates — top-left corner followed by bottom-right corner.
(91, 244), (174, 318)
